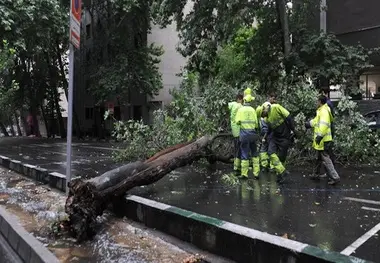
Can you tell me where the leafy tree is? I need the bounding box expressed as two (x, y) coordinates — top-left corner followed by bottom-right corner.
(85, 0), (164, 104)
(112, 0), (379, 165)
(0, 0), (68, 136)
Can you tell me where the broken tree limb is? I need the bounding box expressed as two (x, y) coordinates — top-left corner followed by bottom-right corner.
(65, 134), (233, 242)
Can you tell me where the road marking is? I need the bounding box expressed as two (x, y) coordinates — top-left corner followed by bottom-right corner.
(361, 206), (380, 212)
(343, 197), (380, 206)
(341, 222), (380, 255)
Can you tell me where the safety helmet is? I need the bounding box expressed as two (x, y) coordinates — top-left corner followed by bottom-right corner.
(244, 88), (252, 96)
(262, 102), (271, 115)
(244, 94), (254, 103)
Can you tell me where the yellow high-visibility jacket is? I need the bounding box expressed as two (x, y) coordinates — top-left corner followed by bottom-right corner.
(228, 101), (242, 137)
(309, 104), (333, 150)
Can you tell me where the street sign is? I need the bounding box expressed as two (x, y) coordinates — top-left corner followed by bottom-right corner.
(70, 0), (82, 49)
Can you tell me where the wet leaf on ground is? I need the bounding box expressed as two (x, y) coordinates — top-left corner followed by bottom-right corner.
(221, 173), (240, 186)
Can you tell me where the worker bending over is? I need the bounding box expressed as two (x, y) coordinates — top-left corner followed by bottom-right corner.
(261, 102), (296, 183)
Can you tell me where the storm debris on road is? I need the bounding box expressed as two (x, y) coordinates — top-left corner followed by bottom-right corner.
(0, 168), (207, 263)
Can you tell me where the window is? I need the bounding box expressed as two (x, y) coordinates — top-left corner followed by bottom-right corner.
(86, 24), (91, 39)
(85, 107), (94, 120)
(114, 106), (121, 120)
(85, 79), (91, 94)
(97, 19), (102, 31)
(86, 49), (91, 63)
(97, 49), (103, 64)
(133, 105), (142, 121)
(134, 33), (142, 48)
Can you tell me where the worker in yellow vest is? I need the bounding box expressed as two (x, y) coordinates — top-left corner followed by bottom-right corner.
(261, 102), (296, 183)
(244, 87), (252, 97)
(228, 94), (244, 174)
(305, 95), (340, 185)
(235, 94), (260, 179)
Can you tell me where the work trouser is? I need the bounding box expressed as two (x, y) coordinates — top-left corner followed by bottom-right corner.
(259, 139), (274, 170)
(233, 137), (241, 173)
(268, 136), (291, 176)
(314, 141), (340, 181)
(240, 131), (260, 178)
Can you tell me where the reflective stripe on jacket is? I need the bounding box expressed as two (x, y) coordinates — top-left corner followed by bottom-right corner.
(235, 104), (258, 133)
(264, 104), (290, 130)
(310, 104), (333, 150)
(228, 101), (242, 137)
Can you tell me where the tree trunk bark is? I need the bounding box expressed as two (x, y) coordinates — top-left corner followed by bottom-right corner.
(46, 53), (66, 139)
(276, 0), (291, 57)
(14, 113), (23, 136)
(8, 118), (15, 136)
(40, 105), (50, 138)
(54, 88), (66, 138)
(20, 112), (29, 136)
(0, 123), (9, 136)
(65, 134), (233, 242)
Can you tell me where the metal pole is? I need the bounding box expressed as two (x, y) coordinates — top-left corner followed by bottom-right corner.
(320, 0), (327, 33)
(66, 44), (74, 194)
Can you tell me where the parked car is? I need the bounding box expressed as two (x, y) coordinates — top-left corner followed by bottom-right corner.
(364, 110), (380, 130)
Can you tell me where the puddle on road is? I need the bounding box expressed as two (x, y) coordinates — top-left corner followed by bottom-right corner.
(0, 169), (199, 263)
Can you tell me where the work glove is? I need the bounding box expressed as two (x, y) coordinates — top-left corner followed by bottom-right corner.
(315, 136), (323, 145)
(304, 121), (311, 129)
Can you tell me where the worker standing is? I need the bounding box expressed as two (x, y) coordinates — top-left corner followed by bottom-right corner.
(305, 95), (340, 185)
(228, 94), (244, 175)
(261, 102), (296, 183)
(235, 94), (260, 179)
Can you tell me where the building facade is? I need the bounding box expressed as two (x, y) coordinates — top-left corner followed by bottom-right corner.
(307, 0), (380, 100)
(73, 2), (187, 136)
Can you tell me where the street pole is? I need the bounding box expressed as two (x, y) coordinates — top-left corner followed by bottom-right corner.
(320, 0), (327, 33)
(66, 44), (74, 194)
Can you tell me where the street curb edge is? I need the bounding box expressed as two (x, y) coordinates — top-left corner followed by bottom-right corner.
(119, 195), (372, 263)
(0, 206), (60, 263)
(0, 156), (66, 192)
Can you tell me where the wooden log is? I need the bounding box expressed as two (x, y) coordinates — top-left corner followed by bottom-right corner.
(65, 134), (233, 241)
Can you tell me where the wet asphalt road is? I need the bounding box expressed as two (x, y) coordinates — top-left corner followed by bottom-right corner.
(1, 137), (380, 262)
(0, 137), (121, 178)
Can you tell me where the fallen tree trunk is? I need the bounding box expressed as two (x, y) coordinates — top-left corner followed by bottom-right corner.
(65, 134), (233, 241)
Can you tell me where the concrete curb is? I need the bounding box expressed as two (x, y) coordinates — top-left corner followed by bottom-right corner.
(0, 156), (373, 263)
(0, 206), (59, 263)
(0, 155), (67, 192)
(115, 195), (372, 263)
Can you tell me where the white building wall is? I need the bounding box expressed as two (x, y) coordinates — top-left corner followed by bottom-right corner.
(147, 2), (193, 106)
(147, 23), (187, 106)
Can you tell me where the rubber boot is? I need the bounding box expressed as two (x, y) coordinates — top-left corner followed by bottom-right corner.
(239, 160), (250, 179)
(252, 157), (260, 179)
